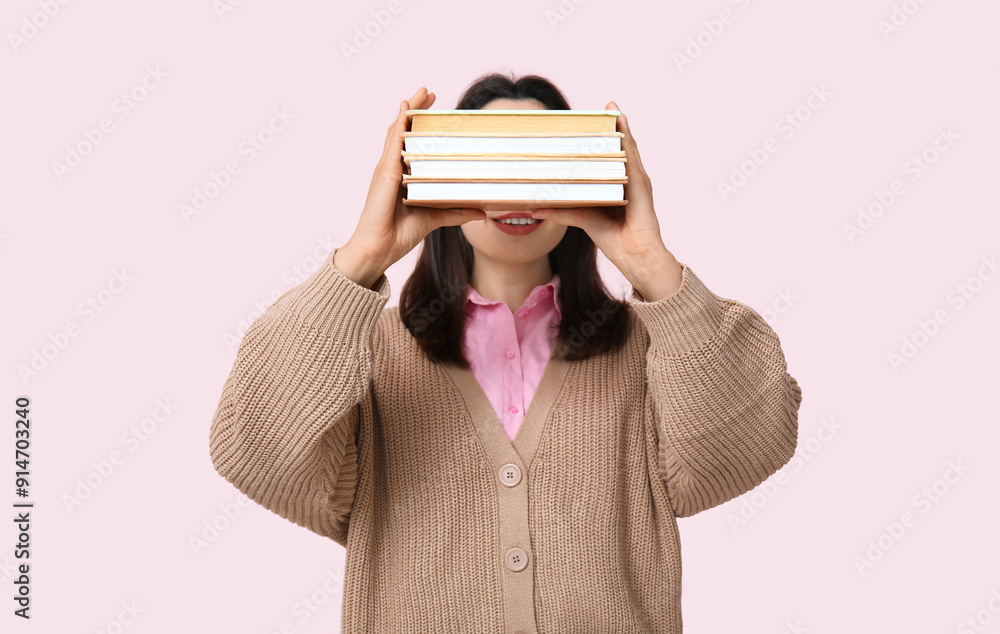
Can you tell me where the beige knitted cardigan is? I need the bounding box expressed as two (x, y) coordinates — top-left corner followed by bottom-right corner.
(209, 246), (803, 633)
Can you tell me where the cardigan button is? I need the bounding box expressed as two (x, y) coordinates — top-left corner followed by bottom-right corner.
(498, 463), (521, 486)
(505, 547), (528, 572)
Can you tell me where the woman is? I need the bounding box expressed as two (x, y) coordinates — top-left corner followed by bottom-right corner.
(209, 72), (803, 633)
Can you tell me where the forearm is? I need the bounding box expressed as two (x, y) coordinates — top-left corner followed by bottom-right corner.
(621, 246), (684, 303)
(209, 247), (391, 538)
(629, 264), (802, 517)
(333, 240), (388, 290)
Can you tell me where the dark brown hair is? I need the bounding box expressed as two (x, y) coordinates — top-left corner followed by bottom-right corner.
(399, 70), (632, 368)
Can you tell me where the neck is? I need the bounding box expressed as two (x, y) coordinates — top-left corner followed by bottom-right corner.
(469, 252), (554, 313)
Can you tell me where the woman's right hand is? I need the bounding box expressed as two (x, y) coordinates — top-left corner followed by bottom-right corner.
(334, 87), (487, 288)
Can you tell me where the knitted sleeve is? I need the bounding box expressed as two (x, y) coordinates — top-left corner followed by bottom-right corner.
(628, 264), (803, 518)
(208, 247), (390, 544)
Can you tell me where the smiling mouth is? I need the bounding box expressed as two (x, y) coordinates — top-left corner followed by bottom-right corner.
(493, 217), (542, 225)
(488, 211), (542, 226)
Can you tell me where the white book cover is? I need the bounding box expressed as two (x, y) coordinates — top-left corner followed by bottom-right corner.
(406, 159), (625, 179)
(404, 181), (624, 201)
(403, 136), (622, 154)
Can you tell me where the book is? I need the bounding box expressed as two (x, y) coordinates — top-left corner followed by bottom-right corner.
(403, 156), (627, 179)
(400, 109), (628, 210)
(403, 181), (624, 202)
(401, 133), (623, 155)
(400, 200), (625, 211)
(406, 109), (620, 134)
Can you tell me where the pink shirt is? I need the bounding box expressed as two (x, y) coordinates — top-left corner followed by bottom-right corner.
(462, 275), (563, 443)
(462, 275), (649, 442)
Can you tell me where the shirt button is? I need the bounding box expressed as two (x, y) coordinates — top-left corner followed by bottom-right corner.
(498, 463), (522, 486)
(505, 547), (528, 572)
(509, 405), (518, 414)
(506, 350), (515, 359)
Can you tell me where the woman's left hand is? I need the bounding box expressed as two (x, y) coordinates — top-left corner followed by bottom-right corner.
(530, 101), (683, 302)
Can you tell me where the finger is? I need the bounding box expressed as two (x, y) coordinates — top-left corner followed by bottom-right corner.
(607, 101), (637, 205)
(608, 101), (643, 169)
(365, 158), (404, 220)
(386, 90), (435, 166)
(381, 99), (408, 161)
(426, 207), (488, 230)
(413, 91), (436, 110)
(407, 86), (439, 111)
(407, 86), (427, 107)
(365, 102), (408, 215)
(608, 101), (652, 211)
(530, 206), (615, 235)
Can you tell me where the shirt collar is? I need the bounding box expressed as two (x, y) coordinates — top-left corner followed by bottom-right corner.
(465, 273), (562, 322)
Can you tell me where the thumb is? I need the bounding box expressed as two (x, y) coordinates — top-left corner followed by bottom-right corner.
(530, 207), (603, 233)
(530, 207), (578, 226)
(429, 207), (488, 230)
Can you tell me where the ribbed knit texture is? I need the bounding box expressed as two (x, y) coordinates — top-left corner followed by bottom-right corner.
(209, 247), (803, 633)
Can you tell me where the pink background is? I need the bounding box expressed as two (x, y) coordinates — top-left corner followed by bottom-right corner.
(2, 0), (998, 631)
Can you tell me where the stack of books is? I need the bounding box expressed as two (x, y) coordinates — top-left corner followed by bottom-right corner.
(401, 109), (628, 211)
